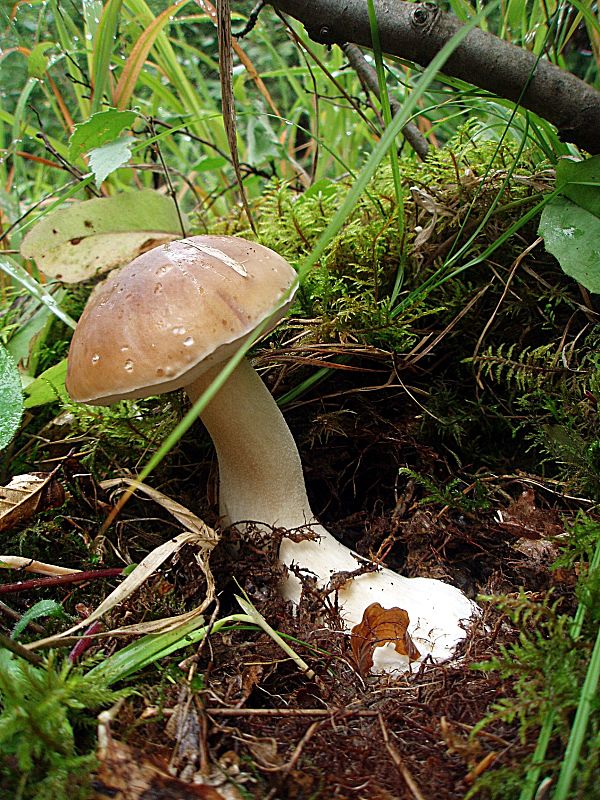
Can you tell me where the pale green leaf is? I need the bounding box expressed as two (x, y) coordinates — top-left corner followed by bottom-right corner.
(0, 344), (24, 451)
(245, 115), (282, 167)
(89, 136), (134, 187)
(195, 155), (227, 173)
(539, 196), (600, 294)
(20, 190), (187, 282)
(27, 42), (53, 79)
(23, 359), (69, 408)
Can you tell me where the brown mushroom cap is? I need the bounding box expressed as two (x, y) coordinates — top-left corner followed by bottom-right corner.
(66, 235), (298, 405)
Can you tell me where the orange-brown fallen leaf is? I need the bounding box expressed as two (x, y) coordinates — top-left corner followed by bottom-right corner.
(351, 602), (421, 675)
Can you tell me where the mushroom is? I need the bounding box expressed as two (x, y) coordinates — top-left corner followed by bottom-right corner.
(66, 235), (477, 671)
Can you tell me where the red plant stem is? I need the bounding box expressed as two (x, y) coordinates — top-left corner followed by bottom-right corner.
(68, 621), (104, 663)
(0, 567), (124, 595)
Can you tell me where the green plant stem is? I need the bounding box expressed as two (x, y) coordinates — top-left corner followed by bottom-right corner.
(366, 0), (405, 302)
(236, 594), (316, 680)
(519, 712), (556, 800)
(553, 622), (600, 800)
(520, 539), (600, 800)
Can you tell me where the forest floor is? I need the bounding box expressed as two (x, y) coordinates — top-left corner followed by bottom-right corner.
(3, 366), (585, 800)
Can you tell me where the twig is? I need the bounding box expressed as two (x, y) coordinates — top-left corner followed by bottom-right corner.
(270, 0), (600, 154)
(0, 632), (44, 666)
(0, 599), (45, 633)
(68, 621), (104, 664)
(378, 712), (428, 800)
(205, 707), (379, 716)
(0, 567), (124, 595)
(341, 42), (429, 160)
(264, 721), (320, 799)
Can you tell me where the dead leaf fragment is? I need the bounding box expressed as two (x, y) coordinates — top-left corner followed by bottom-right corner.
(95, 701), (243, 800)
(92, 737), (227, 799)
(351, 603), (421, 675)
(496, 488), (563, 540)
(0, 472), (65, 533)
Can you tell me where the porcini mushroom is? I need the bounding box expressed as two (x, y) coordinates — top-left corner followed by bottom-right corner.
(66, 235), (476, 671)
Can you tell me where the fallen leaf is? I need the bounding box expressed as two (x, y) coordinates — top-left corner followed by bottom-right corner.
(496, 488), (563, 540)
(92, 737), (227, 799)
(20, 190), (187, 283)
(351, 603), (421, 675)
(0, 471), (65, 533)
(410, 185), (453, 249)
(95, 702), (243, 800)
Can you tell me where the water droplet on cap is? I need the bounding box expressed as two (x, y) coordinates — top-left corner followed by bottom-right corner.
(124, 359), (134, 372)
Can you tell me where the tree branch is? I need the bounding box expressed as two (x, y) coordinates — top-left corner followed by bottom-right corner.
(341, 43), (429, 160)
(269, 0), (600, 155)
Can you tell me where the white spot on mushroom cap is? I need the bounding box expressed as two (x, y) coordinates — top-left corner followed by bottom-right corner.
(178, 239), (249, 277)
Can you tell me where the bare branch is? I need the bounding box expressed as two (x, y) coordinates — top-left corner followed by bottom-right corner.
(341, 42), (429, 160)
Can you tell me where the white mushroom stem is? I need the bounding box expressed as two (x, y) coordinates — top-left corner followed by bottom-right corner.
(187, 358), (477, 671)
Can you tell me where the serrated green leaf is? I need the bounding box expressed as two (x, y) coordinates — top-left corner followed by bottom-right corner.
(23, 359), (68, 408)
(12, 600), (66, 640)
(556, 156), (600, 219)
(89, 135), (134, 186)
(0, 344), (24, 451)
(68, 109), (138, 161)
(539, 196), (600, 294)
(27, 42), (53, 79)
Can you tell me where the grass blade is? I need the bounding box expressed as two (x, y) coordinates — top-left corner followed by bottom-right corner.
(553, 623), (600, 800)
(114, 0), (193, 110)
(92, 0), (125, 113)
(0, 256), (76, 330)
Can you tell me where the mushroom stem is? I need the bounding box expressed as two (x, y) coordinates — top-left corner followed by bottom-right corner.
(187, 358), (314, 532)
(187, 359), (477, 671)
